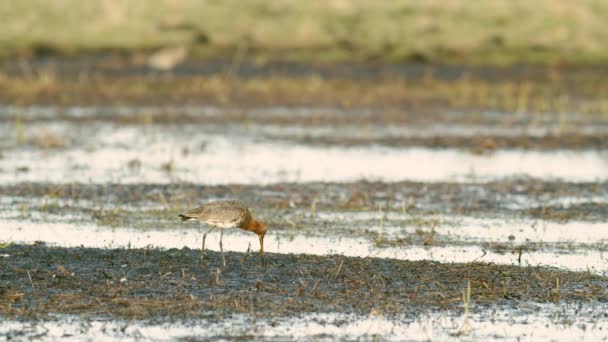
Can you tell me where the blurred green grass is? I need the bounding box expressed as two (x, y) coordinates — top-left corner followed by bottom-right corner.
(2, 0), (608, 65)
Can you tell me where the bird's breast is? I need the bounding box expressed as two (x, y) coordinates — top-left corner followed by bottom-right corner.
(205, 219), (241, 229)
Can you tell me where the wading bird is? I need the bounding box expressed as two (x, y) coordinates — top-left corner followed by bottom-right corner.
(179, 200), (267, 266)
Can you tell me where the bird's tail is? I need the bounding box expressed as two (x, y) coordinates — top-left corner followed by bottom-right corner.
(178, 214), (191, 222)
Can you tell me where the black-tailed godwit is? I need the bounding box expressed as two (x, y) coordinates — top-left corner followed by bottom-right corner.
(179, 200), (267, 266)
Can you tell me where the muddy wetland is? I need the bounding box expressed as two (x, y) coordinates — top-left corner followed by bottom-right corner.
(1, 60), (608, 341)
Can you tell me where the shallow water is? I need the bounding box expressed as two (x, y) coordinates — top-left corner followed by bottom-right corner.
(313, 212), (608, 244)
(3, 218), (607, 275)
(2, 302), (607, 341)
(1, 121), (607, 184)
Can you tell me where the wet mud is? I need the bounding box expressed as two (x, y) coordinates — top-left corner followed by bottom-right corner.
(2, 180), (606, 223)
(2, 243), (606, 321)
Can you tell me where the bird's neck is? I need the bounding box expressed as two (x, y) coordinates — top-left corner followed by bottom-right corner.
(243, 218), (264, 235)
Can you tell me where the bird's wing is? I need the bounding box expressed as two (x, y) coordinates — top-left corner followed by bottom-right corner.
(202, 205), (250, 226)
(187, 201), (248, 221)
(185, 206), (206, 217)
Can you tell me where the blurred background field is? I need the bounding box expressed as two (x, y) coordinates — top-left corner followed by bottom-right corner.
(2, 0), (608, 65)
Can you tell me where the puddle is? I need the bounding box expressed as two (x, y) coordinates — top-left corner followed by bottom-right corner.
(443, 218), (608, 244)
(1, 302), (607, 341)
(1, 104), (368, 120)
(1, 122), (607, 184)
(4, 104), (608, 125)
(253, 122), (608, 141)
(503, 194), (608, 211)
(3, 219), (607, 275)
(311, 211), (608, 244)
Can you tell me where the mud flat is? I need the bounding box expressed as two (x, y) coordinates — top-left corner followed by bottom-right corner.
(1, 61), (608, 340)
(2, 243), (606, 319)
(2, 243), (608, 340)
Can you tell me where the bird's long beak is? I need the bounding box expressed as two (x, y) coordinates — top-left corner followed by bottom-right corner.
(259, 234), (266, 266)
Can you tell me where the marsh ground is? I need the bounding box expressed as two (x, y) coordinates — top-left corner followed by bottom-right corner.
(1, 58), (608, 340)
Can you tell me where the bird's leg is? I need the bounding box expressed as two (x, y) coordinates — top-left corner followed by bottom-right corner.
(201, 226), (217, 266)
(220, 230), (226, 267)
(259, 234), (266, 266)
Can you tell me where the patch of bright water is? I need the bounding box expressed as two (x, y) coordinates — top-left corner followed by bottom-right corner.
(3, 219), (607, 275)
(0, 105), (369, 120)
(1, 302), (607, 341)
(0, 195), (162, 213)
(502, 195), (608, 211)
(252, 122), (608, 140)
(310, 211), (608, 244)
(1, 122), (607, 184)
(3, 104), (608, 124)
(441, 219), (608, 245)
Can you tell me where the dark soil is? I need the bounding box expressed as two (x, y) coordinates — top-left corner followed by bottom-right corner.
(2, 180), (606, 223)
(2, 57), (608, 114)
(2, 56), (607, 82)
(2, 58), (608, 151)
(1, 243), (606, 321)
